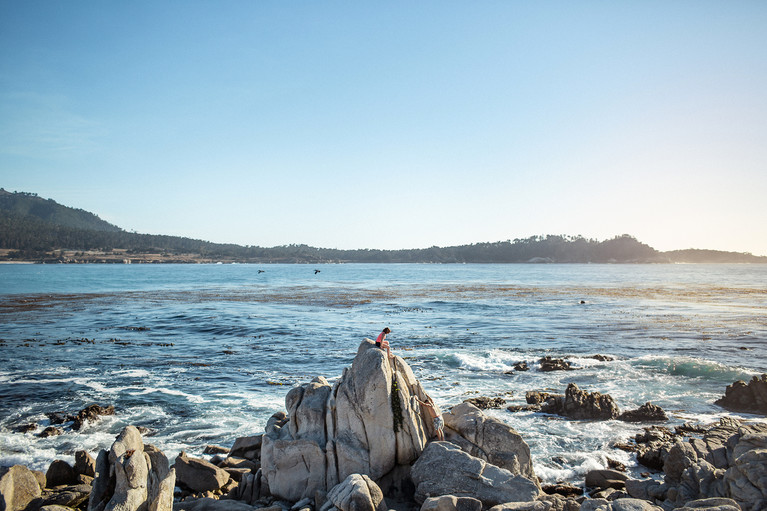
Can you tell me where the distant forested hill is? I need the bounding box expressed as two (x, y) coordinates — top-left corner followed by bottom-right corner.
(0, 189), (121, 232)
(1, 189), (764, 263)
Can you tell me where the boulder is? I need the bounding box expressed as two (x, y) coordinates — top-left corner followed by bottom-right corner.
(540, 383), (619, 420)
(173, 497), (257, 511)
(634, 426), (676, 471)
(579, 498), (662, 511)
(226, 470), (267, 506)
(40, 483), (92, 508)
(625, 479), (667, 502)
(202, 445), (229, 456)
(714, 374), (767, 415)
(442, 402), (537, 482)
(46, 460), (78, 488)
(537, 494), (581, 511)
(410, 441), (539, 508)
(0, 465), (43, 511)
(88, 425), (175, 511)
(75, 451), (97, 478)
(321, 474), (386, 511)
(174, 452), (231, 493)
(421, 495), (482, 511)
(40, 506), (78, 511)
(229, 435), (262, 460)
(722, 433), (767, 511)
(585, 469), (629, 490)
(31, 470), (46, 490)
(542, 483), (583, 498)
(618, 403), (668, 422)
(487, 502), (548, 511)
(673, 498), (742, 510)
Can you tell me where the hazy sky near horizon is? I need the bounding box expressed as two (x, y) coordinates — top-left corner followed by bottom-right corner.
(2, 2), (766, 255)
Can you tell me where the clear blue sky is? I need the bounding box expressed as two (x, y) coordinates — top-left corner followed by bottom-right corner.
(2, 1), (766, 255)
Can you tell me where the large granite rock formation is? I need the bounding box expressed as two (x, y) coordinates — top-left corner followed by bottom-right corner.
(88, 425), (175, 511)
(259, 340), (539, 504)
(261, 340), (437, 502)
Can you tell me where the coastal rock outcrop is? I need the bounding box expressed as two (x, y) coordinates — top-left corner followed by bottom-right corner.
(88, 425), (175, 511)
(623, 417), (767, 511)
(540, 383), (619, 420)
(538, 357), (573, 372)
(260, 340), (438, 502)
(258, 340), (540, 506)
(463, 397), (507, 410)
(714, 374), (767, 415)
(410, 442), (540, 508)
(617, 403), (668, 423)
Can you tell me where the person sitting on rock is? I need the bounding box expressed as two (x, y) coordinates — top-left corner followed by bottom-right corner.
(375, 327), (393, 359)
(414, 394), (444, 441)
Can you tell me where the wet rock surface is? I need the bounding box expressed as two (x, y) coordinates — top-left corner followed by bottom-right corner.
(714, 374), (767, 415)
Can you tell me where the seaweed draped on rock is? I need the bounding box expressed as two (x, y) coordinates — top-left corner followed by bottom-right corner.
(260, 339), (437, 502)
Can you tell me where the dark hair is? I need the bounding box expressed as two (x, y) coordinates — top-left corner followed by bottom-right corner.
(382, 327), (391, 334)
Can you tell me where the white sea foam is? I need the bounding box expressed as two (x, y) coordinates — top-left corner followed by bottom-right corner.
(128, 387), (207, 404)
(450, 349), (519, 372)
(112, 369), (151, 378)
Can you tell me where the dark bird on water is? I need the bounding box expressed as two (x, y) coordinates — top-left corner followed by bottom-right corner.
(258, 270), (265, 273)
(315, 269), (321, 274)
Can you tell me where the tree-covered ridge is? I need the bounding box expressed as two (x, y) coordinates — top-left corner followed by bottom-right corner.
(1, 190), (765, 263)
(0, 189), (121, 232)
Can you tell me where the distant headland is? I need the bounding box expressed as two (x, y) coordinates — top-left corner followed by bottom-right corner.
(1, 189), (765, 264)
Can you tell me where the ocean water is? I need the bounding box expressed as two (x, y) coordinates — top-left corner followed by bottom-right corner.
(1, 263), (766, 486)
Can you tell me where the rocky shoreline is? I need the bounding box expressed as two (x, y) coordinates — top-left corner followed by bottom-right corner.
(2, 342), (766, 511)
